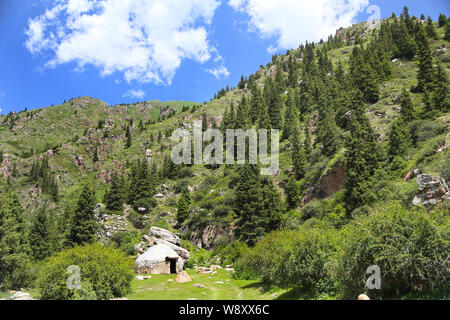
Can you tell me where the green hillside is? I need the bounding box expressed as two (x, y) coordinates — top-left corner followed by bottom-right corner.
(0, 10), (449, 300)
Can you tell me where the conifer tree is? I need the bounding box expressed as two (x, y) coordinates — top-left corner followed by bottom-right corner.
(285, 176), (300, 209)
(125, 125), (132, 149)
(349, 46), (380, 103)
(282, 89), (297, 140)
(0, 182), (29, 288)
(317, 105), (340, 157)
(105, 172), (123, 212)
(176, 186), (191, 225)
(388, 118), (411, 159)
(426, 16), (438, 39)
(287, 54), (299, 87)
(291, 121), (307, 180)
(399, 89), (415, 122)
(416, 26), (434, 92)
(238, 75), (246, 90)
(93, 145), (99, 163)
(29, 208), (53, 260)
(445, 19), (450, 41)
(438, 14), (447, 28)
(68, 184), (97, 246)
(344, 91), (380, 216)
(432, 63), (450, 112)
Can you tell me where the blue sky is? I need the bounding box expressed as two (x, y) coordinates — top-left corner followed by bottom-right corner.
(0, 0), (449, 114)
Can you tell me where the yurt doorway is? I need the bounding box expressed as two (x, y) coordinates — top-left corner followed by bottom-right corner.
(168, 258), (177, 274)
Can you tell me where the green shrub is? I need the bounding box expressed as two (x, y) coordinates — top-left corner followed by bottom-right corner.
(274, 226), (338, 293)
(110, 230), (140, 255)
(133, 198), (157, 214)
(331, 204), (450, 298)
(37, 243), (134, 300)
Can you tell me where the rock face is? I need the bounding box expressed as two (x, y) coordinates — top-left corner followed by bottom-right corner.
(301, 164), (347, 207)
(150, 226), (180, 246)
(412, 174), (450, 207)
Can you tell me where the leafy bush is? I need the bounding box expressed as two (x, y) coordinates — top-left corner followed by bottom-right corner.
(133, 198), (157, 214)
(37, 243), (134, 300)
(110, 230), (140, 255)
(331, 204), (450, 298)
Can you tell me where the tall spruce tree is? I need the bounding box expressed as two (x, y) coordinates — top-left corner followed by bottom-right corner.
(426, 16), (438, 39)
(0, 181), (29, 288)
(399, 88), (415, 122)
(176, 186), (191, 225)
(416, 26), (434, 92)
(104, 172), (123, 212)
(291, 120), (307, 180)
(282, 89), (297, 140)
(388, 119), (411, 159)
(29, 208), (53, 260)
(68, 184), (97, 246)
(344, 91), (380, 216)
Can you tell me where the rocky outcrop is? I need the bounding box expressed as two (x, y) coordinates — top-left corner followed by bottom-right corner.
(301, 164), (347, 207)
(134, 227), (190, 264)
(150, 226), (180, 246)
(186, 224), (236, 250)
(412, 174), (450, 207)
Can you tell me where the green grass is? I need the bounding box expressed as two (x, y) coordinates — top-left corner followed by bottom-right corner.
(126, 269), (290, 300)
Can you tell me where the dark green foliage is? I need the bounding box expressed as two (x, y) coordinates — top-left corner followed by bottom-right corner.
(445, 19), (450, 41)
(426, 16), (438, 39)
(399, 89), (415, 122)
(263, 77), (283, 129)
(349, 46), (380, 103)
(68, 184), (97, 246)
(0, 181), (30, 289)
(334, 204), (449, 298)
(238, 75), (246, 90)
(344, 93), (380, 216)
(128, 159), (155, 205)
(125, 125), (132, 149)
(291, 121), (307, 180)
(438, 14), (447, 28)
(234, 165), (282, 245)
(317, 106), (340, 157)
(37, 243), (133, 300)
(416, 26), (434, 92)
(285, 176), (300, 209)
(104, 172), (124, 212)
(388, 119), (411, 159)
(177, 186), (191, 225)
(282, 89), (297, 140)
(29, 208), (55, 261)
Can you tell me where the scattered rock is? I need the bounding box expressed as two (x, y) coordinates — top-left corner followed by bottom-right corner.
(193, 283), (207, 289)
(176, 271), (192, 283)
(412, 174), (450, 207)
(136, 276), (145, 281)
(11, 292), (32, 300)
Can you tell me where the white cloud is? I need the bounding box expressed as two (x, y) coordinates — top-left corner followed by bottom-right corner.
(123, 89), (146, 100)
(229, 0), (369, 52)
(25, 0), (223, 84)
(206, 65), (230, 79)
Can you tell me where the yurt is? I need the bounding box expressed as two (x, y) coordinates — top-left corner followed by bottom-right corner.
(135, 244), (184, 275)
